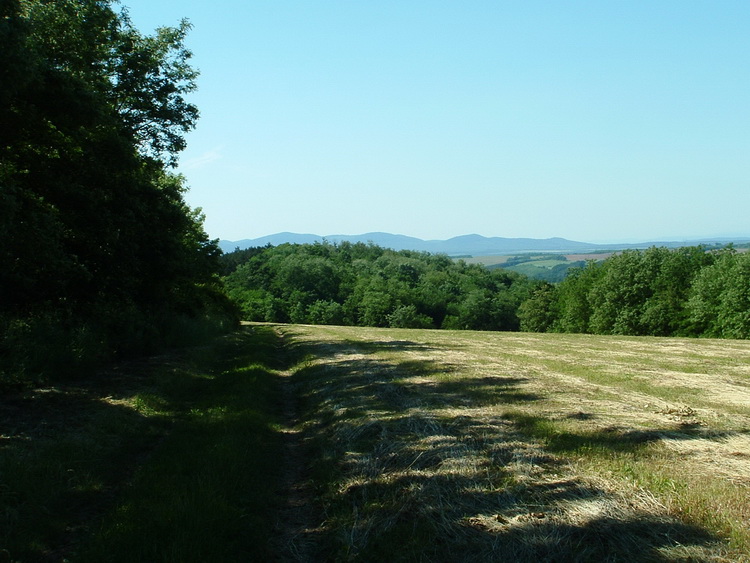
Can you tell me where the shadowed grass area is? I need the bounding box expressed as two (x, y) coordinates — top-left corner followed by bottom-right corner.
(0, 325), (289, 563)
(505, 412), (666, 455)
(75, 326), (289, 562)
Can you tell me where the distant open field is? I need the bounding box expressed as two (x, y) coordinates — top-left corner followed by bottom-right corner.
(462, 252), (616, 281)
(284, 324), (750, 561)
(464, 252), (615, 268)
(466, 247), (747, 271)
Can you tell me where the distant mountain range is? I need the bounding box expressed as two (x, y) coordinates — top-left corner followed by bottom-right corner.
(218, 232), (749, 256)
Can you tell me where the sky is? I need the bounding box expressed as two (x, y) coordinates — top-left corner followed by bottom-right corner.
(122, 1), (750, 244)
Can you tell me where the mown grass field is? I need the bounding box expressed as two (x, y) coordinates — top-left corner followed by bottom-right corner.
(1, 324), (749, 561)
(285, 324), (750, 561)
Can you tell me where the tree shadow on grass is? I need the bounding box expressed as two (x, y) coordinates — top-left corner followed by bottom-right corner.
(329, 471), (719, 562)
(505, 411), (750, 458)
(0, 377), (170, 561)
(355, 339), (445, 354)
(0, 325), (291, 563)
(288, 332), (736, 562)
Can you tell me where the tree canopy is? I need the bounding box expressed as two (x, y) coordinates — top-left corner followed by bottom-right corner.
(1, 0), (235, 386)
(222, 242), (536, 331)
(518, 245), (750, 339)
(222, 242), (750, 340)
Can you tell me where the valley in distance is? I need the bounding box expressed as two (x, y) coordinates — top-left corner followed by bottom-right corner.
(219, 232), (750, 282)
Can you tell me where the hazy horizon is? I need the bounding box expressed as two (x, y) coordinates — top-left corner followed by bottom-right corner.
(124, 1), (750, 244)
(220, 230), (750, 246)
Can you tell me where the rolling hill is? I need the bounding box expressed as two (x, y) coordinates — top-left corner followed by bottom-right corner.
(219, 232), (749, 256)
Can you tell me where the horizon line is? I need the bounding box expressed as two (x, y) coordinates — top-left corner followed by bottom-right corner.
(217, 231), (750, 245)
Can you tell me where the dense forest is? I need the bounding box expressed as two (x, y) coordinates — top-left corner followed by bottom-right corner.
(222, 243), (750, 339)
(222, 242), (536, 330)
(1, 0), (235, 387)
(521, 245), (750, 339)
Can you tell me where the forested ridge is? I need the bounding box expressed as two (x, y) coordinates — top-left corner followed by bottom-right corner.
(222, 243), (750, 339)
(1, 0), (235, 388)
(222, 242), (536, 331)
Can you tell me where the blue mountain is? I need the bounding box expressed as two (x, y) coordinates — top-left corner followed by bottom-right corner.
(219, 232), (606, 255)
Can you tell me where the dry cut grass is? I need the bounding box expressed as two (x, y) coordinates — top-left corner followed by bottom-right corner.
(282, 324), (750, 562)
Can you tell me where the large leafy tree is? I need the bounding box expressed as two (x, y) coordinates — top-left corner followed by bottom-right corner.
(1, 0), (231, 381)
(17, 0), (198, 163)
(688, 249), (750, 339)
(519, 245), (750, 339)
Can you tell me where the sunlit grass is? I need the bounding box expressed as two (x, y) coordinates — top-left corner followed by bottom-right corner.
(288, 324), (750, 561)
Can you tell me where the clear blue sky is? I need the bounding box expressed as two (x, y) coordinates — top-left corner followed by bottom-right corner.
(123, 0), (750, 243)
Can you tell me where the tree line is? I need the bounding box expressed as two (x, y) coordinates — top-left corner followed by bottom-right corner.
(221, 242), (536, 331)
(520, 245), (750, 338)
(223, 243), (750, 340)
(1, 0), (235, 387)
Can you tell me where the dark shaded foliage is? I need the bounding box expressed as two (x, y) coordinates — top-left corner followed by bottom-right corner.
(1, 0), (236, 386)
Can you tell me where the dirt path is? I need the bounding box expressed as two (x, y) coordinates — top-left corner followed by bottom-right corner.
(273, 332), (320, 562)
